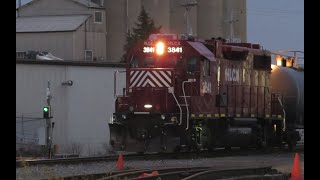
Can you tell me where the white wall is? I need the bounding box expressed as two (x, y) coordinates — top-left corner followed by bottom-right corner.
(16, 63), (126, 156)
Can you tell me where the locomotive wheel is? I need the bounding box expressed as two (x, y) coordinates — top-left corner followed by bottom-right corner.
(255, 139), (265, 150)
(174, 146), (181, 153)
(207, 145), (214, 152)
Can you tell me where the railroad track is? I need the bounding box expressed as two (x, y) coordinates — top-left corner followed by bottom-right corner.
(52, 166), (290, 180)
(16, 144), (303, 168)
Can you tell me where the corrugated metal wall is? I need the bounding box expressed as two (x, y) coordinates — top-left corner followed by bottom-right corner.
(16, 63), (126, 156)
(17, 0), (107, 61)
(16, 32), (74, 60)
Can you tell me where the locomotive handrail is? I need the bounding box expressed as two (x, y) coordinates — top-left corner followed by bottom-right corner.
(168, 87), (182, 126)
(277, 96), (286, 131)
(183, 79), (196, 130)
(113, 70), (126, 123)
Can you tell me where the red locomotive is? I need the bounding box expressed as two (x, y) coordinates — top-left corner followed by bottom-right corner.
(109, 34), (301, 152)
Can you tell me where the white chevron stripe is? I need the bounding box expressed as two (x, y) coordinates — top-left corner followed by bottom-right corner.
(137, 72), (160, 87)
(130, 71), (139, 81)
(130, 70), (173, 88)
(160, 71), (171, 83)
(136, 71), (150, 87)
(130, 71), (141, 87)
(163, 71), (172, 84)
(131, 71), (144, 87)
(153, 71), (170, 87)
(142, 79), (156, 87)
(148, 72), (163, 87)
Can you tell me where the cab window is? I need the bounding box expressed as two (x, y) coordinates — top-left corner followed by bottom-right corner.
(187, 57), (197, 74)
(144, 56), (155, 67)
(130, 57), (139, 68)
(202, 59), (211, 76)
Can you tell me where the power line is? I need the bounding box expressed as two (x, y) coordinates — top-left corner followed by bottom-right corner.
(247, 8), (303, 14)
(247, 12), (303, 18)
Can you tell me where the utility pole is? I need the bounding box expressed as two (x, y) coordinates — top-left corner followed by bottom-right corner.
(21, 114), (24, 143)
(46, 80), (53, 158)
(181, 0), (198, 36)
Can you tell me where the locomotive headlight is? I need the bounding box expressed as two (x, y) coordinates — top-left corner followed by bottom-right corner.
(161, 115), (166, 120)
(122, 115), (127, 119)
(156, 41), (165, 55)
(144, 104), (153, 109)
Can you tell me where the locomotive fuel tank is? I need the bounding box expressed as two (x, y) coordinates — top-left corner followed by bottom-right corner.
(270, 66), (304, 128)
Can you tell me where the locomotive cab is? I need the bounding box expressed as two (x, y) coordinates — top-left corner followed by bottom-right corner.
(109, 34), (218, 152)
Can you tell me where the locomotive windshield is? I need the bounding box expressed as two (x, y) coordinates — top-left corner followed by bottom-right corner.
(130, 54), (182, 68)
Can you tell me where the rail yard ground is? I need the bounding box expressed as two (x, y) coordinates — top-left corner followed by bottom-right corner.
(16, 147), (304, 180)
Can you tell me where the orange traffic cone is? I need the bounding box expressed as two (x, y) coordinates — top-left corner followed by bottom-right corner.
(117, 153), (124, 170)
(291, 153), (302, 180)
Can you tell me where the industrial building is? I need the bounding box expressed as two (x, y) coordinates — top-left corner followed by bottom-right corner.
(16, 0), (106, 61)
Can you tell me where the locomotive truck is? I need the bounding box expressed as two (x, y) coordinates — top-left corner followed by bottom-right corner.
(109, 34), (303, 152)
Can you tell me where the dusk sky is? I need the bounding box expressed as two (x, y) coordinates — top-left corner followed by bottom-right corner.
(247, 0), (304, 54)
(17, 0), (304, 55)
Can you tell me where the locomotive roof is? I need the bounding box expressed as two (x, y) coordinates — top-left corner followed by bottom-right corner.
(186, 41), (216, 61)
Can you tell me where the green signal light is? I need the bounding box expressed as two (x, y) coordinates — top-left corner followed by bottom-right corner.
(43, 107), (49, 112)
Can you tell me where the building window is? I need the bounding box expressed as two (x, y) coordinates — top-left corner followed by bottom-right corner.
(94, 11), (103, 23)
(85, 50), (93, 61)
(16, 51), (27, 59)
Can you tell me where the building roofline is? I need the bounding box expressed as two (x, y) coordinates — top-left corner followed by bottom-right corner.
(16, 59), (125, 68)
(16, 30), (77, 33)
(71, 0), (104, 9)
(17, 0), (41, 10)
(17, 0), (105, 11)
(16, 14), (91, 33)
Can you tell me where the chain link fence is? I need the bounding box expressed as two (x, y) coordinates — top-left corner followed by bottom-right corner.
(16, 115), (48, 157)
